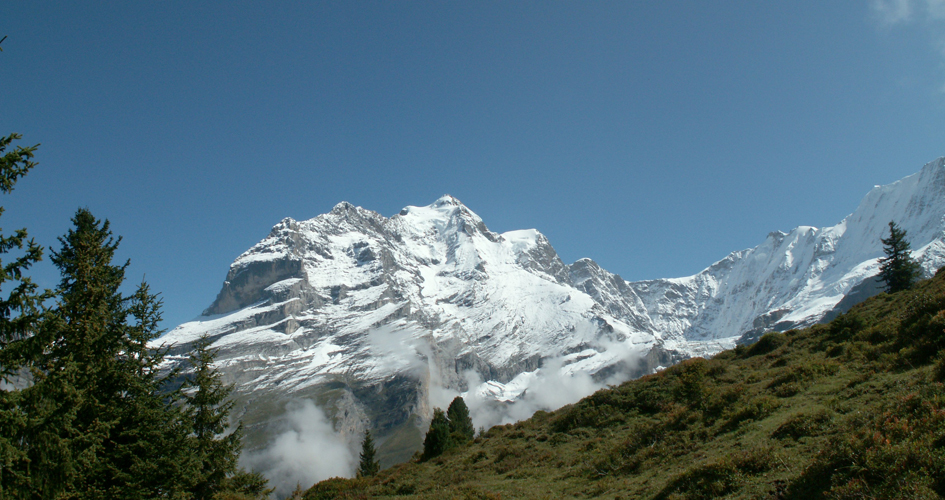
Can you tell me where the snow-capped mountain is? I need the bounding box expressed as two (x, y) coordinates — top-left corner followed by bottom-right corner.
(160, 157), (945, 474)
(161, 195), (673, 468)
(630, 157), (945, 344)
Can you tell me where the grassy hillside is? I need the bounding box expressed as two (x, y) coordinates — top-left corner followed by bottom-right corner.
(305, 269), (945, 499)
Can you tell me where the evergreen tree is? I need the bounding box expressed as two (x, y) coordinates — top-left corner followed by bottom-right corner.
(357, 430), (380, 477)
(0, 133), (44, 372)
(0, 133), (48, 498)
(27, 208), (131, 498)
(220, 469), (274, 499)
(879, 221), (921, 293)
(421, 408), (453, 461)
(0, 133), (260, 497)
(23, 209), (196, 498)
(184, 335), (244, 499)
(446, 396), (474, 444)
(95, 282), (194, 497)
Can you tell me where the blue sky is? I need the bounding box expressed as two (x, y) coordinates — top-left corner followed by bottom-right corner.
(2, 1), (945, 330)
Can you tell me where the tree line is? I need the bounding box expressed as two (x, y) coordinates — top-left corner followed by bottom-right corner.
(0, 134), (270, 499)
(356, 396), (476, 479)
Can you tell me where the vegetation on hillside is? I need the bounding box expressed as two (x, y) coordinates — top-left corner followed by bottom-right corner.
(305, 267), (945, 499)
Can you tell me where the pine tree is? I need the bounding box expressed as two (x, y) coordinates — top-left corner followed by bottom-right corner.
(27, 208), (131, 498)
(879, 221), (921, 293)
(0, 133), (48, 498)
(0, 131), (257, 497)
(184, 335), (244, 499)
(97, 282), (194, 497)
(421, 408), (453, 461)
(20, 209), (198, 498)
(6, 209), (214, 498)
(446, 396), (474, 444)
(357, 430), (380, 477)
(0, 133), (44, 372)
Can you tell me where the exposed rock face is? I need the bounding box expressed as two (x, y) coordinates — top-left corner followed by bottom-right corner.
(159, 158), (945, 472)
(161, 195), (666, 467)
(205, 258), (305, 316)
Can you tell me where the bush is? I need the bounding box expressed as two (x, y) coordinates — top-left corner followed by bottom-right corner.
(304, 477), (369, 500)
(767, 360), (839, 393)
(722, 396), (780, 431)
(653, 461), (741, 499)
(934, 355), (945, 382)
(787, 392), (945, 499)
(746, 333), (787, 357)
(771, 410), (832, 440)
(672, 358), (709, 409)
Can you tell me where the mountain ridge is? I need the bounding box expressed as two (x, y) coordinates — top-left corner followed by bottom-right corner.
(158, 157), (945, 490)
(303, 263), (945, 499)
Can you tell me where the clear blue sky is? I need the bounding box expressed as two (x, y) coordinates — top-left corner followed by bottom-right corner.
(2, 1), (944, 330)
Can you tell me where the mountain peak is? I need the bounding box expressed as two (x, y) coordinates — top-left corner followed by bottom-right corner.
(432, 194), (463, 208)
(331, 201), (356, 214)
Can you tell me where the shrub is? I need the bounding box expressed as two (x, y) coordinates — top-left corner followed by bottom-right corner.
(673, 358), (709, 409)
(767, 360), (839, 393)
(934, 355), (945, 382)
(722, 396), (780, 431)
(304, 477), (369, 500)
(771, 410), (833, 440)
(746, 332), (787, 357)
(653, 460), (741, 499)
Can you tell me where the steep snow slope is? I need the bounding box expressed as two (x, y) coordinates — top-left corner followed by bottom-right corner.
(630, 157), (945, 343)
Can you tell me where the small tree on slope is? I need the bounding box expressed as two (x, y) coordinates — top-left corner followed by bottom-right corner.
(421, 408), (453, 461)
(447, 396), (475, 444)
(357, 430), (380, 477)
(879, 220), (921, 293)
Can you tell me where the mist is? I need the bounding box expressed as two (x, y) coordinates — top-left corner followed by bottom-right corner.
(431, 344), (645, 431)
(242, 399), (354, 498)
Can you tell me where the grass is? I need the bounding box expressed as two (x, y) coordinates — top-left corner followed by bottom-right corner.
(304, 268), (945, 499)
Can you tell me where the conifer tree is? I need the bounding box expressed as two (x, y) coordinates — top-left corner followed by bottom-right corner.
(184, 335), (244, 499)
(28, 208), (131, 498)
(421, 408), (453, 461)
(96, 282), (194, 497)
(879, 221), (921, 293)
(221, 470), (273, 499)
(446, 396), (474, 444)
(0, 133), (44, 372)
(0, 132), (261, 496)
(23, 209), (196, 498)
(357, 430), (380, 477)
(0, 133), (48, 498)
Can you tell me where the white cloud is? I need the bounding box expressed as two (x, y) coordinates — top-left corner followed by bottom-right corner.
(872, 0), (913, 25)
(871, 0), (945, 24)
(927, 0), (945, 19)
(871, 0), (945, 92)
(242, 400), (355, 499)
(452, 346), (643, 431)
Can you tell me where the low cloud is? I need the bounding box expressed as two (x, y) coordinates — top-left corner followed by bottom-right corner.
(242, 400), (354, 498)
(462, 361), (601, 430)
(436, 342), (645, 431)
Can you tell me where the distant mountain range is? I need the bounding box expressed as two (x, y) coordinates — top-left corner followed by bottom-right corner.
(159, 156), (945, 485)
